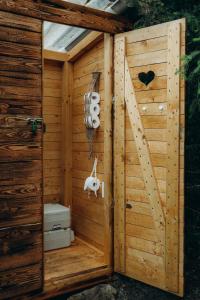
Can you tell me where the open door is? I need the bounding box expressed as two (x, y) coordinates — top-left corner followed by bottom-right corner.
(114, 19), (185, 296)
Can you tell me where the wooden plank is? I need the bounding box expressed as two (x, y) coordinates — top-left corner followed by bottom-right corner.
(0, 195), (41, 228)
(126, 211), (154, 229)
(72, 195), (104, 225)
(178, 20), (185, 297)
(62, 62), (73, 207)
(44, 266), (112, 296)
(126, 235), (162, 256)
(0, 25), (41, 46)
(124, 57), (165, 254)
(0, 224), (42, 271)
(127, 36), (167, 56)
(0, 11), (43, 299)
(0, 263), (42, 300)
(68, 32), (104, 62)
(114, 36), (125, 273)
(103, 33), (113, 266)
(126, 249), (165, 290)
(72, 213), (104, 249)
(0, 0), (131, 34)
(0, 10), (41, 32)
(45, 238), (105, 282)
(0, 40), (41, 60)
(43, 50), (68, 62)
(165, 21), (181, 292)
(0, 55), (41, 74)
(127, 49), (167, 68)
(117, 19), (185, 43)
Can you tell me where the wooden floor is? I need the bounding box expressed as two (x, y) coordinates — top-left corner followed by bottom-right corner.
(44, 237), (106, 287)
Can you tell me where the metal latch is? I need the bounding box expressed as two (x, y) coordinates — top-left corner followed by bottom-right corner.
(27, 117), (46, 135)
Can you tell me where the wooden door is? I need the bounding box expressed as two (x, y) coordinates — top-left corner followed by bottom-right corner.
(0, 11), (43, 299)
(114, 19), (185, 296)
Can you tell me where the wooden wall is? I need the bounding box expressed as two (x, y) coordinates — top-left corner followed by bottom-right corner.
(43, 59), (63, 204)
(72, 40), (105, 251)
(0, 11), (43, 299)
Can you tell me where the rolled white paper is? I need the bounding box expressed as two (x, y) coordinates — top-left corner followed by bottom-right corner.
(90, 92), (100, 104)
(84, 176), (101, 193)
(91, 115), (100, 129)
(89, 103), (100, 115)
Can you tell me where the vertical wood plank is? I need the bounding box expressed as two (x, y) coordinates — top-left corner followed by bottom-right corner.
(103, 33), (113, 266)
(178, 19), (186, 297)
(124, 57), (165, 253)
(62, 62), (73, 207)
(166, 21), (181, 292)
(114, 36), (125, 273)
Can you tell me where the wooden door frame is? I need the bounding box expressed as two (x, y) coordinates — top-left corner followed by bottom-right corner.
(0, 0), (132, 34)
(42, 29), (114, 295)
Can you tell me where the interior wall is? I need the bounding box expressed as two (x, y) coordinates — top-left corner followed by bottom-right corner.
(71, 39), (105, 251)
(43, 59), (63, 204)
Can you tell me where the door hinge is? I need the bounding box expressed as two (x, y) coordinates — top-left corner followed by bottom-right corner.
(112, 96), (115, 104)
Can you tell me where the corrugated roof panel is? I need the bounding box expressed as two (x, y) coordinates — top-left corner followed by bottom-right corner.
(43, 0), (125, 52)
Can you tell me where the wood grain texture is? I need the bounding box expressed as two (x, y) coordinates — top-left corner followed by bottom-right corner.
(103, 33), (113, 266)
(44, 238), (105, 286)
(0, 0), (131, 33)
(165, 21), (181, 293)
(124, 57), (165, 253)
(0, 263), (42, 300)
(0, 224), (42, 271)
(115, 19), (185, 296)
(114, 36), (125, 273)
(72, 40), (105, 250)
(62, 62), (73, 207)
(0, 10), (43, 299)
(43, 59), (62, 204)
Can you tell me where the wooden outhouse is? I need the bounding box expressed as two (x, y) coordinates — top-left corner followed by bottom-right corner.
(0, 1), (185, 299)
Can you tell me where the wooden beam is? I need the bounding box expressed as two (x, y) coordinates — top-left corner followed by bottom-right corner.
(166, 20), (181, 293)
(124, 57), (165, 253)
(0, 0), (132, 34)
(43, 49), (68, 61)
(61, 62), (73, 207)
(67, 32), (104, 62)
(114, 36), (125, 273)
(103, 33), (113, 266)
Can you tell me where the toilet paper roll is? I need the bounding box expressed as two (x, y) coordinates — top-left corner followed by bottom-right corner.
(84, 176), (100, 193)
(90, 92), (100, 104)
(91, 115), (100, 129)
(84, 115), (93, 128)
(89, 103), (100, 115)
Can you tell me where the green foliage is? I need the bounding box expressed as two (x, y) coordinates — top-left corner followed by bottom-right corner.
(128, 0), (200, 118)
(178, 39), (200, 117)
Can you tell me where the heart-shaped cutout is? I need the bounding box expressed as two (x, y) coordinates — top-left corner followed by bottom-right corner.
(138, 71), (155, 86)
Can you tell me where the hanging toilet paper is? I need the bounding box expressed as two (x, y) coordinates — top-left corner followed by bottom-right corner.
(84, 176), (100, 194)
(89, 103), (100, 115)
(91, 115), (100, 129)
(90, 92), (100, 104)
